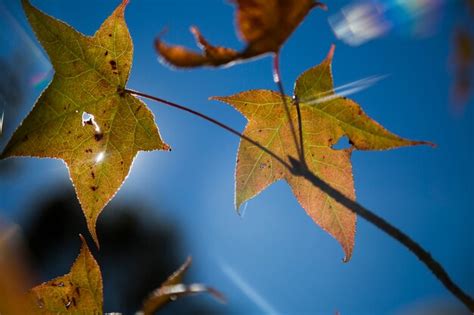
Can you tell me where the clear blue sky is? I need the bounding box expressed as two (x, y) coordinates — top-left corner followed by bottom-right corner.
(0, 0), (473, 314)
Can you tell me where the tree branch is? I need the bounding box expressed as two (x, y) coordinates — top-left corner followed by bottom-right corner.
(124, 88), (474, 312)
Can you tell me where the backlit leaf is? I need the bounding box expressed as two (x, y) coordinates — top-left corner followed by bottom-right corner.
(155, 0), (326, 68)
(212, 46), (432, 260)
(26, 236), (102, 314)
(1, 0), (170, 245)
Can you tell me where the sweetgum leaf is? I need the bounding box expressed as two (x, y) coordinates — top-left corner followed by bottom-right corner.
(155, 0), (326, 68)
(212, 46), (432, 260)
(1, 0), (169, 245)
(26, 236), (102, 314)
(141, 257), (225, 315)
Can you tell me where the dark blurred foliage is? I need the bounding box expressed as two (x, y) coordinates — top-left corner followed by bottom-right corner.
(451, 0), (474, 107)
(21, 186), (222, 315)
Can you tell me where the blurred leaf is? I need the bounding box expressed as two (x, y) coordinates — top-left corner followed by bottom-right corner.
(0, 223), (32, 315)
(26, 236), (102, 314)
(155, 0), (326, 68)
(452, 27), (474, 105)
(212, 46), (432, 260)
(142, 257), (225, 315)
(0, 0), (170, 245)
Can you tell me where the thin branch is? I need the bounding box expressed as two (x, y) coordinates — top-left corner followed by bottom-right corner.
(125, 88), (474, 312)
(123, 88), (291, 170)
(289, 157), (474, 311)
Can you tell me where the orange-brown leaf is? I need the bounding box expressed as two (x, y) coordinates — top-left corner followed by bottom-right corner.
(155, 0), (326, 68)
(155, 27), (239, 68)
(212, 46), (431, 261)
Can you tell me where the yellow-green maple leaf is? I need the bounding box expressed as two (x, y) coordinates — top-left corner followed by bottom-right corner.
(26, 236), (102, 314)
(212, 46), (432, 260)
(1, 0), (169, 245)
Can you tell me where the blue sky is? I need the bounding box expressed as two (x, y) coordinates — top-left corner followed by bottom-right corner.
(0, 0), (473, 314)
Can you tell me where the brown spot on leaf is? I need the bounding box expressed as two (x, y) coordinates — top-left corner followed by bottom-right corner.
(91, 171), (95, 179)
(94, 133), (104, 141)
(109, 60), (117, 70)
(90, 186), (98, 191)
(22, 135), (29, 142)
(104, 51), (108, 56)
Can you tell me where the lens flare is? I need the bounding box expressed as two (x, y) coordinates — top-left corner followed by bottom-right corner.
(300, 74), (388, 106)
(329, 0), (444, 46)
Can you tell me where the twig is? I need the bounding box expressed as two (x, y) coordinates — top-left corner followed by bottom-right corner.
(125, 88), (474, 312)
(123, 88), (291, 170)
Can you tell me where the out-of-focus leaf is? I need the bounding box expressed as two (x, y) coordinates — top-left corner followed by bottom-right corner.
(0, 223), (32, 315)
(1, 0), (170, 245)
(452, 27), (474, 105)
(212, 46), (432, 261)
(142, 257), (225, 315)
(155, 0), (327, 68)
(26, 235), (103, 314)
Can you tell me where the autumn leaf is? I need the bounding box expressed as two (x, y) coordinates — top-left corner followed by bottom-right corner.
(142, 257), (225, 315)
(0, 0), (169, 245)
(212, 46), (432, 260)
(155, 0), (327, 68)
(26, 236), (102, 314)
(451, 27), (474, 105)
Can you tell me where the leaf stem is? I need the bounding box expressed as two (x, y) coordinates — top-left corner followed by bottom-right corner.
(272, 53), (305, 164)
(125, 88), (474, 312)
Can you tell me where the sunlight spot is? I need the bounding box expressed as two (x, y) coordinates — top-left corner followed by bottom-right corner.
(95, 151), (105, 164)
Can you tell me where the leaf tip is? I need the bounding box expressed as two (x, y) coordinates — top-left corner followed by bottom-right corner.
(421, 140), (437, 148)
(208, 96), (221, 101)
(87, 222), (100, 250)
(327, 44), (336, 61)
(342, 254), (351, 263)
(206, 287), (227, 304)
(183, 256), (192, 269)
(313, 1), (328, 11)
